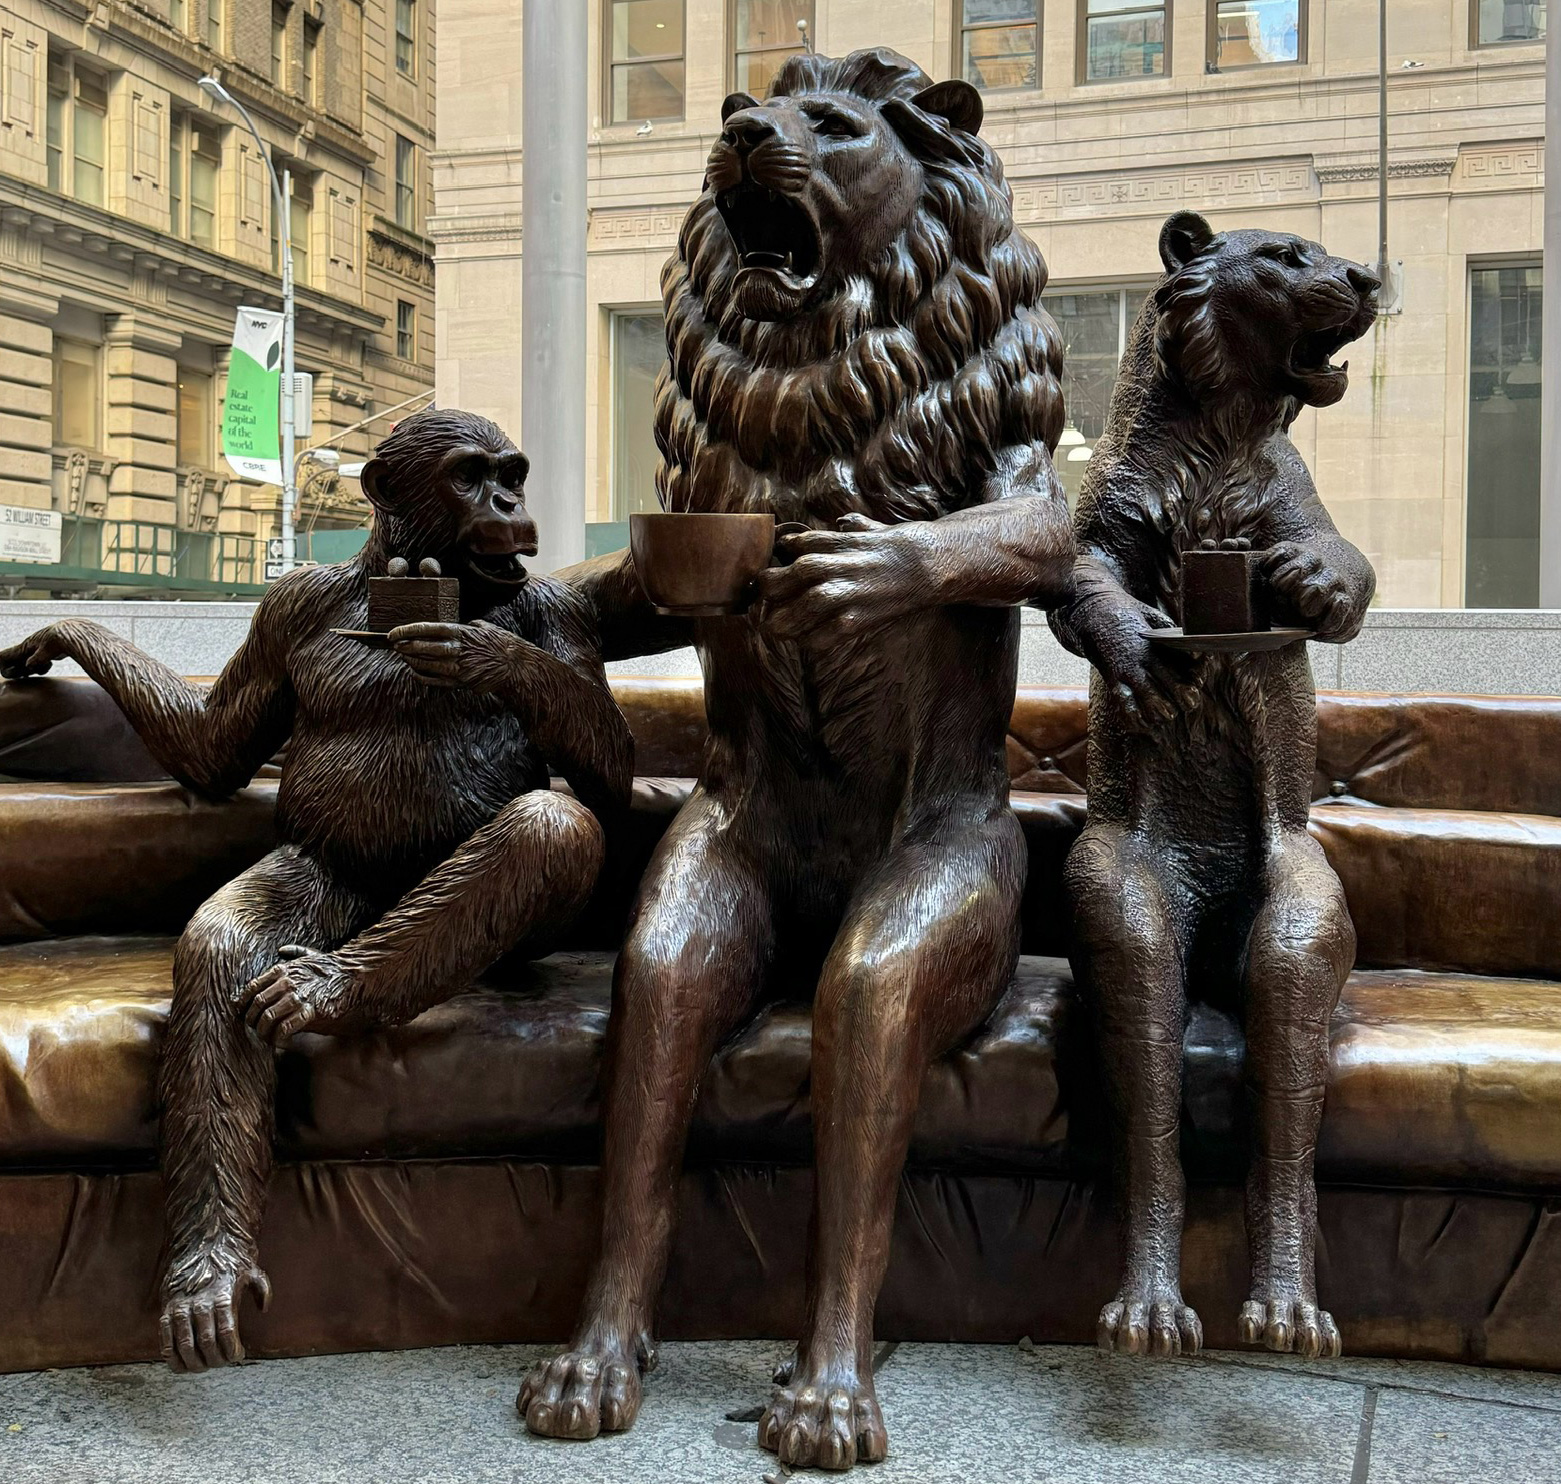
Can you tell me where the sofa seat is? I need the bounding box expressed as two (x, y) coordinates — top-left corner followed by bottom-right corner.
(6, 934), (1561, 1191)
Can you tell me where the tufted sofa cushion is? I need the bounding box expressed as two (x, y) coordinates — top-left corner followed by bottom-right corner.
(4, 936), (1561, 1190)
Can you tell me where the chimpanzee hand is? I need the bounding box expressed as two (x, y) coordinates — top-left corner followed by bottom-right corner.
(241, 945), (365, 1044)
(752, 514), (933, 644)
(1259, 543), (1361, 639)
(0, 623), (71, 680)
(1087, 599), (1202, 735)
(388, 619), (525, 690)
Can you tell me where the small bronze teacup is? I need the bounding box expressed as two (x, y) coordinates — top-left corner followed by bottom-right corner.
(629, 511), (776, 617)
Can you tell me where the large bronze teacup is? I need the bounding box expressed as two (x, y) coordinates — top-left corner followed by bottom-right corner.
(629, 511), (776, 616)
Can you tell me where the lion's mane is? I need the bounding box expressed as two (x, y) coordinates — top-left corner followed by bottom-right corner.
(653, 48), (1064, 525)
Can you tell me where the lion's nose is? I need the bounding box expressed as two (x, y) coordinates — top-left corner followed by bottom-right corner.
(1347, 264), (1381, 297)
(723, 110), (778, 153)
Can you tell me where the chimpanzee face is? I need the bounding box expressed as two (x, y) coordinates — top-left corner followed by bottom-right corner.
(360, 410), (538, 588)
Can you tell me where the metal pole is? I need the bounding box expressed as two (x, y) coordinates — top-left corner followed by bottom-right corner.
(280, 167), (296, 572)
(1541, 17), (1561, 606)
(521, 0), (588, 572)
(196, 77), (296, 573)
(1376, 0), (1389, 289)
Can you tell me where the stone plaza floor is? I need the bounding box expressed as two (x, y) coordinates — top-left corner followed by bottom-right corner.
(2, 1339), (1558, 1483)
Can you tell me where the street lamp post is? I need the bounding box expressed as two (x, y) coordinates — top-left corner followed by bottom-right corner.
(197, 74), (296, 574)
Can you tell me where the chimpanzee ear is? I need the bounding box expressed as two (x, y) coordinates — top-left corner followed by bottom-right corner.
(358, 457), (397, 514)
(1160, 212), (1215, 273)
(910, 79), (983, 135)
(721, 92), (759, 122)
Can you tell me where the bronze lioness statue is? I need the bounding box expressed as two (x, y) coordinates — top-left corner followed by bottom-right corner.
(1051, 211), (1379, 1360)
(523, 47), (1073, 1469)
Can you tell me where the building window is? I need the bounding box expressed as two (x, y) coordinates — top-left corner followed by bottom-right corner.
(188, 120), (220, 247)
(303, 18), (320, 104)
(395, 0), (416, 76)
(1466, 263), (1543, 607)
(607, 0), (684, 123)
(1080, 0), (1168, 81)
(958, 1), (1040, 91)
(46, 56), (109, 206)
(169, 115), (182, 232)
(208, 0), (224, 53)
(271, 3), (288, 85)
(611, 309), (666, 519)
(176, 369), (214, 469)
(1209, 1), (1303, 68)
(396, 300), (417, 359)
(170, 0), (187, 34)
(732, 1), (812, 97)
(1041, 285), (1150, 505)
(290, 175), (313, 285)
(394, 134), (416, 228)
(1473, 1), (1546, 45)
(53, 338), (102, 451)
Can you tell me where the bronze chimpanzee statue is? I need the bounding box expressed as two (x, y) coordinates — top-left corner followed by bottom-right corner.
(520, 49), (1072, 1470)
(0, 408), (631, 1372)
(1049, 212), (1379, 1361)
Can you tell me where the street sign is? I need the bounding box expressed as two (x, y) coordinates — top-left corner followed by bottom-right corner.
(0, 505), (62, 563)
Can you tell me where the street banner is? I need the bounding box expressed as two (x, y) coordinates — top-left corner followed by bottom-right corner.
(222, 307), (284, 484)
(0, 505), (62, 563)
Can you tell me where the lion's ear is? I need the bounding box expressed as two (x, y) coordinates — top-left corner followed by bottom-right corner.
(1160, 212), (1215, 272)
(721, 92), (759, 123)
(911, 79), (983, 135)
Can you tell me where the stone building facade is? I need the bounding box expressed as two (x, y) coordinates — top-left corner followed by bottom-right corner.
(434, 0), (1547, 608)
(0, 0), (435, 593)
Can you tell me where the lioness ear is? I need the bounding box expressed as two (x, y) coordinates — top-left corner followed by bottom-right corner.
(1160, 212), (1215, 273)
(721, 92), (759, 123)
(359, 457), (397, 514)
(911, 79), (983, 135)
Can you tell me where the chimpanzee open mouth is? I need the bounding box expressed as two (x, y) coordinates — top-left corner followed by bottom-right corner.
(716, 181), (821, 288)
(464, 551), (529, 585)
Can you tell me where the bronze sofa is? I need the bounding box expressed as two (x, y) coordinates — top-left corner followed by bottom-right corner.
(2, 676), (1560, 1374)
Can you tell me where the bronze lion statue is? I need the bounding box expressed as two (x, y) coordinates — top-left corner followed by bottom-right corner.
(1050, 211), (1379, 1361)
(525, 47), (1073, 1470)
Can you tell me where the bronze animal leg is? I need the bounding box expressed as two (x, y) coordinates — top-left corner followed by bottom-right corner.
(1238, 827), (1352, 1358)
(519, 789), (774, 1441)
(158, 846), (370, 1372)
(240, 789), (604, 1039)
(758, 807), (1024, 1472)
(1065, 822), (1203, 1358)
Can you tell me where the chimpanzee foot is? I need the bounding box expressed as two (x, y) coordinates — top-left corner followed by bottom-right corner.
(240, 946), (365, 1045)
(1239, 1291), (1341, 1358)
(159, 1258), (272, 1373)
(1099, 1275), (1203, 1357)
(518, 1330), (649, 1439)
(758, 1351), (888, 1471)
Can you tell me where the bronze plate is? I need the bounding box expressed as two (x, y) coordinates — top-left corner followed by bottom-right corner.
(1147, 628), (1313, 654)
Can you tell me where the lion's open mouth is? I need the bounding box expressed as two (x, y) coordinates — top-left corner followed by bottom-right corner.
(716, 181), (821, 288)
(1289, 321), (1358, 389)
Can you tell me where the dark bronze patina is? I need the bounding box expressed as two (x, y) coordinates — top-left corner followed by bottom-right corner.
(522, 47), (1073, 1470)
(1049, 211), (1379, 1362)
(0, 408), (631, 1373)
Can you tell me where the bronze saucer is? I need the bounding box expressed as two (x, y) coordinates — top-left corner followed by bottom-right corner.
(1147, 627), (1313, 654)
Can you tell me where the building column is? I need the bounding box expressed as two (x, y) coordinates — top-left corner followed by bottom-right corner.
(520, 0), (588, 572)
(0, 234), (60, 512)
(1541, 19), (1561, 607)
(103, 313), (181, 572)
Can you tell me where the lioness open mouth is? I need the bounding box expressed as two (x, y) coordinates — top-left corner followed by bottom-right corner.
(716, 181), (821, 289)
(464, 551), (529, 585)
